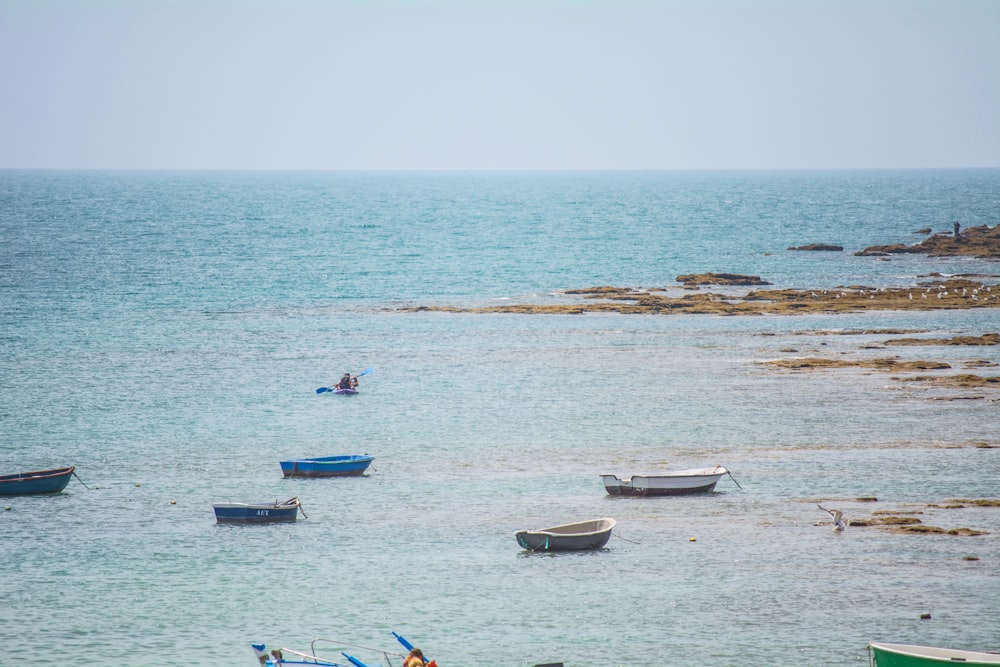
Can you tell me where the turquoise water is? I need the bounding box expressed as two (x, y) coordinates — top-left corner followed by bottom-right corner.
(1, 170), (998, 666)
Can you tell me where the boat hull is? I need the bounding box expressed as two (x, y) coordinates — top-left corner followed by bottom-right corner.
(601, 467), (728, 496)
(0, 466), (75, 495)
(214, 498), (300, 523)
(516, 518), (616, 551)
(280, 455), (374, 478)
(870, 643), (1000, 666)
(332, 388), (358, 395)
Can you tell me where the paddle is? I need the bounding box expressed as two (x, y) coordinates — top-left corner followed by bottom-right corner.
(342, 654), (375, 667)
(392, 632), (414, 652)
(316, 368), (375, 393)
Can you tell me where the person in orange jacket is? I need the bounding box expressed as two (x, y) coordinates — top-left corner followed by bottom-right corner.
(403, 648), (426, 667)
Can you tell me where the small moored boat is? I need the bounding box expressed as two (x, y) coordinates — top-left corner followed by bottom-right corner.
(0, 466), (75, 496)
(868, 642), (1000, 666)
(213, 497), (302, 523)
(601, 465), (733, 496)
(515, 517), (616, 552)
(280, 454), (374, 478)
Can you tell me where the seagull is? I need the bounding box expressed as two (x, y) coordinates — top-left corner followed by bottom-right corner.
(818, 504), (846, 531)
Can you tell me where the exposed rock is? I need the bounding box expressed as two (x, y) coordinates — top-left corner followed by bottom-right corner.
(856, 224), (1000, 258)
(790, 329), (929, 336)
(965, 360), (999, 368)
(788, 243), (843, 251)
(889, 525), (989, 536)
(932, 499), (1000, 508)
(897, 374), (1000, 388)
(407, 278), (1000, 316)
(765, 357), (950, 371)
(884, 333), (1000, 346)
(675, 272), (772, 286)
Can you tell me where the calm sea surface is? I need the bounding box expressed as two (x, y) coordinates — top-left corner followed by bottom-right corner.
(1, 170), (998, 666)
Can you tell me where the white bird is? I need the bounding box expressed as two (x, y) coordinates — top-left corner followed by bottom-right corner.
(818, 504), (846, 531)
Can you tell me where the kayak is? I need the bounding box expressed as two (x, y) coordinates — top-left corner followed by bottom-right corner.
(332, 388), (358, 395)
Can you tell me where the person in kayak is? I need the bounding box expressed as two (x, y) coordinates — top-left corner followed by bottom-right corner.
(338, 373), (356, 390)
(403, 648), (426, 667)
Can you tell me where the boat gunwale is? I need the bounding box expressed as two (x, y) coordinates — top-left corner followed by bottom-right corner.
(281, 455), (374, 464)
(0, 466), (76, 483)
(520, 517), (617, 537)
(600, 466), (728, 481)
(869, 642), (1000, 663)
(213, 497), (301, 511)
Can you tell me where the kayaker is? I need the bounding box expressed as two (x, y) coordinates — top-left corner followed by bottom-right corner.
(403, 648), (426, 667)
(338, 373), (354, 390)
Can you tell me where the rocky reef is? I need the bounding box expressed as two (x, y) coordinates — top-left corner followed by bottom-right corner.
(883, 333), (1000, 346)
(788, 243), (843, 251)
(408, 277), (1000, 316)
(856, 224), (1000, 258)
(674, 272), (772, 286)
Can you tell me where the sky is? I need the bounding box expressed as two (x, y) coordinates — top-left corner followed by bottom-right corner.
(0, 0), (998, 170)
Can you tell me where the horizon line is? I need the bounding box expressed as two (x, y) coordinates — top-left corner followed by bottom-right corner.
(2, 165), (999, 173)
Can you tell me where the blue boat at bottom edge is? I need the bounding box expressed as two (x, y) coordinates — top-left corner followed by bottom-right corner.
(0, 466), (75, 496)
(213, 497), (302, 523)
(280, 454), (374, 478)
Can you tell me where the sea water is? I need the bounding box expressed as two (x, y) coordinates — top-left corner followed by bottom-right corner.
(1, 170), (998, 667)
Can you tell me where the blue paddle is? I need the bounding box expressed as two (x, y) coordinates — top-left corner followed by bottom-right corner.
(392, 632), (414, 652)
(342, 654), (375, 667)
(316, 368), (374, 393)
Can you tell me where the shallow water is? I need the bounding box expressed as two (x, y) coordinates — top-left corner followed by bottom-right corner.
(1, 170), (998, 666)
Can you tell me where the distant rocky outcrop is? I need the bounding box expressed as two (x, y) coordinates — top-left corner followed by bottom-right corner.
(675, 272), (772, 286)
(857, 224), (1000, 258)
(788, 243), (843, 251)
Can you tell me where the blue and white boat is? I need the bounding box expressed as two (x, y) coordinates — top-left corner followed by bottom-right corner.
(251, 636), (409, 667)
(279, 454), (374, 478)
(0, 466), (75, 496)
(213, 497), (302, 523)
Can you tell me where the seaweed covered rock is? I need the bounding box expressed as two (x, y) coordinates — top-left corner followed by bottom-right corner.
(675, 272), (772, 286)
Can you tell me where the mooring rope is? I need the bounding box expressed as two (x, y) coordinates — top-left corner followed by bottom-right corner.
(612, 531), (640, 544)
(72, 471), (94, 490)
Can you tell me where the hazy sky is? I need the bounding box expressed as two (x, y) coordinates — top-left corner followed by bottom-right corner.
(1, 0), (998, 170)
